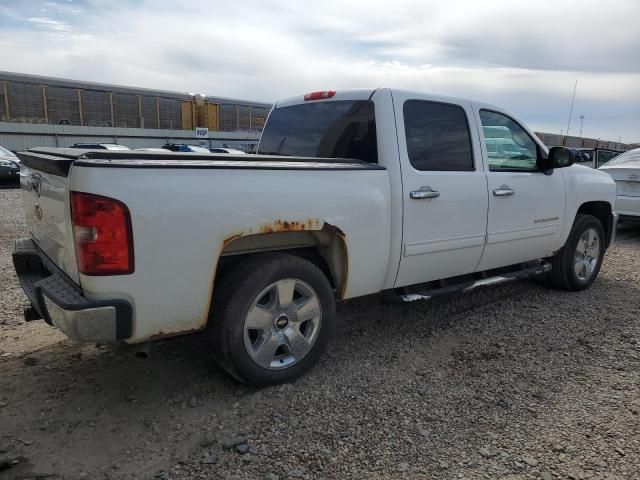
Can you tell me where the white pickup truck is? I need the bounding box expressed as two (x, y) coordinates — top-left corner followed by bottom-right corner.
(13, 88), (618, 385)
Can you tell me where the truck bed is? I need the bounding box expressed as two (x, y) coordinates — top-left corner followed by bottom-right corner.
(16, 147), (392, 342)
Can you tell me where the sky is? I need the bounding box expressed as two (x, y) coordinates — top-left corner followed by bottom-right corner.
(0, 0), (638, 142)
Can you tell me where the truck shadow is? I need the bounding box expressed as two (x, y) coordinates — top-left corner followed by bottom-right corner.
(3, 264), (639, 478)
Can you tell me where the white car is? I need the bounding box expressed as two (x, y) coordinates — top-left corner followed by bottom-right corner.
(210, 147), (246, 154)
(599, 147), (640, 221)
(13, 88), (617, 385)
(134, 148), (172, 152)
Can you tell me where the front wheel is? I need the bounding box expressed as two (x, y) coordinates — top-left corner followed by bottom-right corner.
(547, 214), (606, 291)
(209, 253), (335, 385)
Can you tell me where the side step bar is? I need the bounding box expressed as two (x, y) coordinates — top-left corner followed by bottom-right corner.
(383, 261), (551, 304)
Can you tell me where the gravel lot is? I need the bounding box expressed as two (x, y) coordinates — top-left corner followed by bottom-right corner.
(1, 186), (639, 480)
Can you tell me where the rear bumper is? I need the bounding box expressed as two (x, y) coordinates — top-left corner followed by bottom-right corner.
(12, 238), (132, 342)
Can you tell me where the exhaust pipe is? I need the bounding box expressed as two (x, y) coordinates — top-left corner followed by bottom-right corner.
(134, 342), (151, 359)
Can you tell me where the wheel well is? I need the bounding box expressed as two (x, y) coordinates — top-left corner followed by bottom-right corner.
(577, 201), (612, 239)
(215, 230), (348, 299)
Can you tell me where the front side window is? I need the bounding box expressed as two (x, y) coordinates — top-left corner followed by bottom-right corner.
(480, 110), (538, 171)
(258, 100), (377, 163)
(403, 100), (474, 171)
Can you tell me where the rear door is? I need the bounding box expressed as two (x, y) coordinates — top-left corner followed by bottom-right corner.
(393, 93), (489, 287)
(474, 108), (565, 271)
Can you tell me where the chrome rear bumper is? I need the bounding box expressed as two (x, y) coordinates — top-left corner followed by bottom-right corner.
(12, 238), (132, 342)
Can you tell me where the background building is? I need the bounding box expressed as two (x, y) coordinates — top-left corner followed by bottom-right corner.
(0, 71), (271, 151)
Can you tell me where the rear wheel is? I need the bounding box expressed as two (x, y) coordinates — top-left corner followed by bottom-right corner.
(209, 253), (335, 385)
(547, 214), (605, 291)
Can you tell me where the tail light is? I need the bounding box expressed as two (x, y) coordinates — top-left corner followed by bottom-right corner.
(71, 192), (134, 275)
(304, 90), (336, 101)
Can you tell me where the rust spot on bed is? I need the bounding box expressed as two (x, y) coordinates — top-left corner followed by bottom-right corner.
(259, 218), (322, 234)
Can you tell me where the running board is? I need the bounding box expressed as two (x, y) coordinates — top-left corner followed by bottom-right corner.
(383, 261), (551, 304)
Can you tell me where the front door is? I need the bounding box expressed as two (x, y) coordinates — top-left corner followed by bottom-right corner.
(394, 94), (489, 288)
(474, 108), (566, 271)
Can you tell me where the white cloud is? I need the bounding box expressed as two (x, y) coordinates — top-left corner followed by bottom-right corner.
(1, 0), (639, 141)
(25, 16), (71, 33)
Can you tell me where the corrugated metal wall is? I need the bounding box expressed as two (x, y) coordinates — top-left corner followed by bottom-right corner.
(47, 87), (81, 125)
(0, 73), (270, 133)
(82, 90), (111, 127)
(113, 93), (139, 128)
(0, 122), (260, 151)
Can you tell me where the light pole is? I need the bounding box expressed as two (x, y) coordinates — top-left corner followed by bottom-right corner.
(566, 80), (577, 136)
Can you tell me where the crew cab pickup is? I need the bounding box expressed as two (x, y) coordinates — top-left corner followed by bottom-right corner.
(13, 88), (618, 385)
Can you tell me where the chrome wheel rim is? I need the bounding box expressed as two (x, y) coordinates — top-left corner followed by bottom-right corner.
(243, 278), (322, 370)
(574, 228), (600, 281)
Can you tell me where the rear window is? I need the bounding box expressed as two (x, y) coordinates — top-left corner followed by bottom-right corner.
(403, 100), (474, 171)
(258, 100), (377, 163)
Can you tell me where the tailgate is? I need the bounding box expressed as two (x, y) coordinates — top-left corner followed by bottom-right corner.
(17, 150), (80, 283)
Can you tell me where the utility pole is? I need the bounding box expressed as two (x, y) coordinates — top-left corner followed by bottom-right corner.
(566, 80), (577, 136)
(579, 115), (585, 137)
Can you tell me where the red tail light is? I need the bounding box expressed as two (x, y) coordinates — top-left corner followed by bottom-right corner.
(71, 192), (134, 275)
(304, 90), (336, 101)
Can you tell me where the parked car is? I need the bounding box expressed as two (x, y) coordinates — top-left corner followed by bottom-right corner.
(13, 88), (617, 385)
(0, 145), (20, 181)
(134, 148), (172, 152)
(209, 148), (246, 154)
(70, 143), (130, 151)
(593, 148), (625, 168)
(568, 148), (592, 164)
(161, 143), (211, 153)
(599, 147), (640, 221)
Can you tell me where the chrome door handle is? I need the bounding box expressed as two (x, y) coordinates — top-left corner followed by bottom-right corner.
(493, 185), (515, 197)
(410, 187), (440, 199)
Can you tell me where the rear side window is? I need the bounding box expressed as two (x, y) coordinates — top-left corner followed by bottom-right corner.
(258, 100), (377, 163)
(403, 100), (474, 171)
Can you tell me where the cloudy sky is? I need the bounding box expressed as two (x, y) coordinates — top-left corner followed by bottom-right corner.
(0, 0), (638, 141)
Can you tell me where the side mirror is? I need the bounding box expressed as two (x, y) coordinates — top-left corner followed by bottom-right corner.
(547, 146), (575, 169)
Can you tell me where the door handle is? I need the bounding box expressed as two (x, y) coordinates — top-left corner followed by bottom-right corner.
(493, 185), (515, 197)
(410, 187), (440, 199)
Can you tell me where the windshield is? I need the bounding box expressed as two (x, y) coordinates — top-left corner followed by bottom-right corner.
(0, 145), (15, 157)
(258, 100), (377, 163)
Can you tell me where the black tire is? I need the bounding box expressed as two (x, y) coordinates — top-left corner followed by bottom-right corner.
(208, 253), (335, 385)
(547, 214), (605, 291)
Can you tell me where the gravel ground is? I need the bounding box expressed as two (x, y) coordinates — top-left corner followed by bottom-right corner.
(1, 186), (639, 480)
